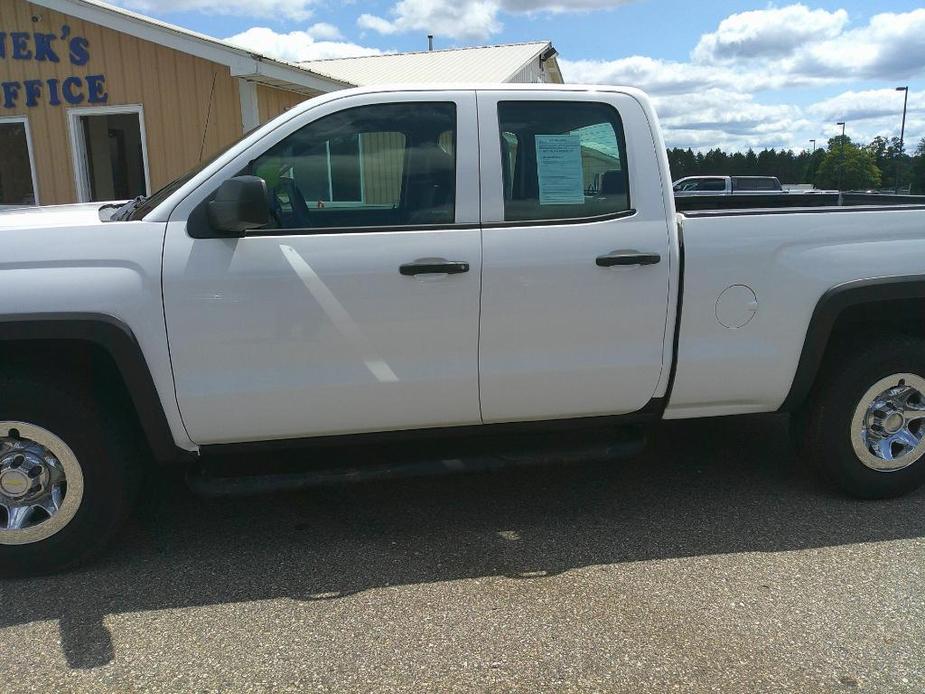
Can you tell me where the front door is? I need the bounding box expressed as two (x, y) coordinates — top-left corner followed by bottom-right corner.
(163, 93), (482, 444)
(476, 91), (673, 422)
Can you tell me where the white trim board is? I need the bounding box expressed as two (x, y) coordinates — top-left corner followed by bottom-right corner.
(238, 79), (260, 133)
(0, 115), (41, 206)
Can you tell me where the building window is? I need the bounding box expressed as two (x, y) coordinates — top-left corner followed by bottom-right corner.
(69, 106), (150, 202)
(0, 117), (38, 207)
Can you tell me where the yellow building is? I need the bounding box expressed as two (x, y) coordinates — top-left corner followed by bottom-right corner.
(0, 0), (348, 206)
(0, 0), (562, 207)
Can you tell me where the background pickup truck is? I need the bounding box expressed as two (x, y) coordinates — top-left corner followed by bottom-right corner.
(3, 84), (925, 577)
(672, 175), (784, 195)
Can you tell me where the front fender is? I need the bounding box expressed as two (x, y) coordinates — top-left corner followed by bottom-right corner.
(0, 313), (191, 463)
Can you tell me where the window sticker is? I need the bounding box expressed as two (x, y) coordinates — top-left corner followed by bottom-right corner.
(534, 134), (584, 205)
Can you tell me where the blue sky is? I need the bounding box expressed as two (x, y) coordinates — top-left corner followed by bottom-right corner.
(112, 0), (925, 151)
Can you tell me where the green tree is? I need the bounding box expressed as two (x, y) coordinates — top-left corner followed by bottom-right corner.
(815, 136), (881, 190)
(664, 139), (916, 189)
(866, 135), (912, 191)
(911, 138), (925, 194)
(803, 148), (826, 184)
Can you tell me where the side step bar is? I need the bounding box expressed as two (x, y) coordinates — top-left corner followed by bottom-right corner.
(186, 432), (646, 498)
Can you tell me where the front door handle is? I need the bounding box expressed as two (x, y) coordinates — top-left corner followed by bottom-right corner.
(400, 258), (470, 276)
(595, 251), (661, 267)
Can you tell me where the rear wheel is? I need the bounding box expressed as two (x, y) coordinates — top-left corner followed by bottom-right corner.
(801, 336), (925, 498)
(0, 371), (140, 577)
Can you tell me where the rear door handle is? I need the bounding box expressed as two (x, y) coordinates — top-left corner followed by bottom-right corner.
(595, 251), (661, 267)
(400, 258), (470, 276)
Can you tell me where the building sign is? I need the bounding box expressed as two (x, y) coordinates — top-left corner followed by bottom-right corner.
(0, 25), (107, 109)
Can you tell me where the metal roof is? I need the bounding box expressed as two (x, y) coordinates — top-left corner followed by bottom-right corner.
(299, 41), (556, 86)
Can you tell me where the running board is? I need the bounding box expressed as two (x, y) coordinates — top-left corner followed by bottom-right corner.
(186, 430), (646, 498)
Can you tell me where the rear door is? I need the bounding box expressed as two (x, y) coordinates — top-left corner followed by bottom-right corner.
(476, 90), (673, 423)
(163, 91), (482, 444)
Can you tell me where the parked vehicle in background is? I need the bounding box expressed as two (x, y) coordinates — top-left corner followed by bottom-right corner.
(673, 175), (783, 195)
(3, 83), (925, 577)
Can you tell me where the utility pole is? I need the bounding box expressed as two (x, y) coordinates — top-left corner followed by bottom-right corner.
(896, 86), (909, 193)
(809, 139), (816, 154)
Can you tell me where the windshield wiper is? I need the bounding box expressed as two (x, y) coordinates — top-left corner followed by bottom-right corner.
(108, 195), (148, 222)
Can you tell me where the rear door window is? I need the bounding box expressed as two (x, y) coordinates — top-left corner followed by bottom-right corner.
(733, 177), (779, 192)
(497, 101), (630, 222)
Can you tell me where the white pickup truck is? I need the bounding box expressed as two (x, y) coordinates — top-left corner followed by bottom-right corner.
(3, 84), (925, 576)
(672, 176), (786, 197)
(672, 175), (784, 195)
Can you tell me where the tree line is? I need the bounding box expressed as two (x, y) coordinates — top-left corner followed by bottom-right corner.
(667, 136), (925, 193)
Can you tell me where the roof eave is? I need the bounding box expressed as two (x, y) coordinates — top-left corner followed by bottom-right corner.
(500, 41), (555, 83)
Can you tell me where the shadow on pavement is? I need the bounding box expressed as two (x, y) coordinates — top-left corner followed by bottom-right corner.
(2, 414), (924, 669)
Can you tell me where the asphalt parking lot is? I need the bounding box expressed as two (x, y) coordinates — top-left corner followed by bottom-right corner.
(1, 414), (924, 692)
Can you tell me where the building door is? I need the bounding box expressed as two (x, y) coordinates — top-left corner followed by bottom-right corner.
(0, 117), (38, 208)
(69, 107), (150, 202)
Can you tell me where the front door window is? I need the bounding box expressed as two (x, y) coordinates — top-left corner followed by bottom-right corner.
(248, 102), (456, 230)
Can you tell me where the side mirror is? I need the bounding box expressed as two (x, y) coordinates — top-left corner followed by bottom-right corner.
(207, 176), (270, 236)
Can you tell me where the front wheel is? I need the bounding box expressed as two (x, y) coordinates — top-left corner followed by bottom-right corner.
(0, 371), (140, 577)
(801, 336), (925, 499)
(0, 422), (85, 547)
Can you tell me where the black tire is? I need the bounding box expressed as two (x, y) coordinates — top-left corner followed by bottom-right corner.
(0, 369), (141, 577)
(800, 335), (925, 499)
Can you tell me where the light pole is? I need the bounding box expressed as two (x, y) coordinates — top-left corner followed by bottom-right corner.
(896, 86), (909, 193)
(836, 121), (846, 191)
(810, 139), (816, 154)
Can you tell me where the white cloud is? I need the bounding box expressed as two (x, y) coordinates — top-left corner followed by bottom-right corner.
(688, 5), (925, 83)
(803, 89), (924, 151)
(796, 9), (925, 80)
(692, 5), (847, 63)
(113, 0), (316, 21)
(808, 89), (923, 123)
(358, 0), (633, 41)
(356, 15), (397, 35)
(563, 6), (925, 151)
(649, 89), (810, 151)
(502, 0), (634, 10)
(224, 27), (381, 62)
(359, 0), (500, 41)
(562, 56), (744, 95)
(305, 23), (344, 41)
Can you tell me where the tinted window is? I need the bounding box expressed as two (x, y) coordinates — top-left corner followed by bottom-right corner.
(697, 179), (726, 191)
(249, 102), (456, 230)
(733, 177), (779, 191)
(497, 101), (629, 222)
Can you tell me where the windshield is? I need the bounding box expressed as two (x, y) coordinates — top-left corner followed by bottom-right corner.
(125, 130), (255, 221)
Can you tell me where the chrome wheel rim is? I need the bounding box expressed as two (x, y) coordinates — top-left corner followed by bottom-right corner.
(0, 421), (84, 546)
(851, 374), (925, 472)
